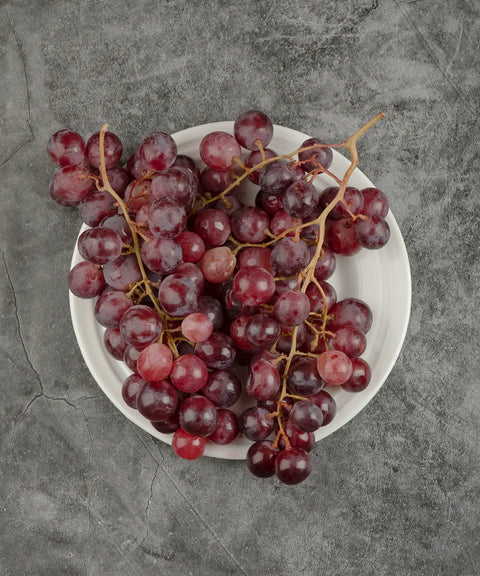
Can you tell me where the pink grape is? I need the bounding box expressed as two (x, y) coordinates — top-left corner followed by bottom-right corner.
(325, 218), (361, 256)
(100, 214), (133, 245)
(316, 350), (353, 385)
(329, 325), (366, 359)
(200, 167), (233, 193)
(200, 247), (236, 283)
(148, 199), (186, 239)
(199, 131), (241, 170)
(246, 359), (281, 401)
(78, 190), (118, 227)
(355, 215), (390, 249)
(47, 130), (86, 167)
(270, 237), (310, 276)
(124, 179), (152, 214)
(124, 344), (140, 373)
(181, 313), (213, 343)
(126, 150), (148, 179)
(172, 428), (206, 460)
(102, 166), (131, 197)
(256, 189), (285, 215)
(137, 342), (173, 381)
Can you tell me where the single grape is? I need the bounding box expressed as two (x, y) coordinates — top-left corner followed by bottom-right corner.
(281, 421), (315, 452)
(151, 409), (180, 434)
(201, 247), (236, 283)
(246, 441), (279, 478)
(200, 167), (233, 193)
(232, 266), (276, 306)
(287, 356), (325, 396)
(259, 160), (299, 196)
(181, 313), (213, 343)
(151, 166), (197, 206)
(94, 289), (133, 329)
(179, 395), (218, 437)
(77, 227), (122, 265)
(137, 342), (173, 381)
(360, 187), (389, 217)
(148, 199), (186, 239)
(238, 247), (273, 273)
(305, 281), (337, 314)
(68, 261), (105, 298)
(194, 208), (231, 246)
(86, 131), (122, 169)
(316, 350), (353, 385)
(201, 369), (241, 408)
(100, 214), (133, 245)
(104, 328), (128, 360)
(283, 180), (320, 218)
(51, 164), (92, 205)
(270, 237), (310, 276)
(207, 409), (239, 445)
(126, 150), (148, 179)
(246, 313), (280, 348)
(289, 401), (323, 432)
(238, 407), (274, 441)
(137, 380), (178, 422)
(103, 253), (142, 291)
(199, 131), (241, 170)
(355, 215), (390, 249)
(173, 154), (200, 184)
(310, 389), (337, 426)
(158, 274), (199, 316)
(274, 290), (311, 326)
(139, 131), (177, 172)
(78, 189), (118, 227)
(194, 332), (236, 370)
(172, 428), (206, 460)
(231, 206), (270, 243)
(329, 325), (366, 358)
(298, 137), (333, 172)
(269, 210), (302, 237)
(102, 166), (131, 197)
(229, 316), (256, 351)
(121, 374), (147, 409)
(124, 179), (152, 214)
(311, 245), (336, 281)
(341, 357), (371, 392)
(275, 448), (312, 485)
(234, 110), (273, 151)
(170, 354), (209, 393)
(119, 305), (162, 349)
(246, 359), (281, 401)
(47, 130), (86, 167)
(176, 231), (205, 263)
(330, 298), (373, 333)
(141, 237), (182, 275)
(325, 218), (361, 256)
(256, 189), (285, 215)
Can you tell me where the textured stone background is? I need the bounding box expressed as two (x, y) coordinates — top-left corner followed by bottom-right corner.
(1, 0), (479, 574)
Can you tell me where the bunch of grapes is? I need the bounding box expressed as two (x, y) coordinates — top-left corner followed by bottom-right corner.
(47, 110), (389, 485)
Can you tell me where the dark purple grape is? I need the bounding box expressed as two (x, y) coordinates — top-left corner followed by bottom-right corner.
(104, 328), (128, 360)
(124, 179), (152, 214)
(319, 186), (364, 219)
(232, 266), (275, 306)
(126, 150), (148, 179)
(234, 110), (274, 151)
(245, 148), (277, 184)
(100, 214), (133, 245)
(269, 210), (301, 236)
(259, 160), (299, 195)
(276, 323), (308, 354)
(282, 421), (315, 452)
(355, 215), (390, 249)
(124, 344), (140, 373)
(310, 389), (336, 426)
(197, 295), (224, 331)
(78, 190), (118, 227)
(77, 227), (122, 265)
(230, 316), (256, 351)
(341, 357), (371, 392)
(122, 374), (147, 408)
(103, 166), (131, 197)
(239, 407), (274, 441)
(176, 231), (205, 263)
(305, 280), (337, 314)
(151, 166), (197, 207)
(137, 380), (178, 422)
(94, 290), (133, 329)
(201, 370), (241, 408)
(194, 332), (236, 370)
(329, 325), (366, 359)
(200, 167), (233, 193)
(238, 247), (273, 273)
(325, 218), (361, 256)
(287, 357), (324, 397)
(283, 180), (320, 218)
(298, 137), (332, 172)
(289, 401), (323, 432)
(329, 298), (373, 333)
(256, 189), (285, 215)
(214, 195), (242, 216)
(179, 395), (218, 437)
(151, 409), (180, 434)
(194, 208), (231, 246)
(103, 253), (142, 291)
(275, 448), (312, 485)
(311, 245), (336, 281)
(246, 313), (280, 348)
(274, 290), (311, 326)
(119, 305), (162, 349)
(246, 441), (279, 478)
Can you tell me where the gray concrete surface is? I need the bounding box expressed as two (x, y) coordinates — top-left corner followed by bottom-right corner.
(1, 0), (479, 574)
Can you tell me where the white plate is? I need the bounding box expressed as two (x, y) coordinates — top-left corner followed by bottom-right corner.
(70, 122), (411, 460)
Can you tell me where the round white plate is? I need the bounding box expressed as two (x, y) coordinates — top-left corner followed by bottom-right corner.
(70, 121), (411, 460)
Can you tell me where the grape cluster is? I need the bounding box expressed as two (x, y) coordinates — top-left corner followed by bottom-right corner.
(48, 110), (389, 485)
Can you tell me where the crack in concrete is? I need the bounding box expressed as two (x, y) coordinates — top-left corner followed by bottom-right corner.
(144, 462), (160, 526)
(0, 9), (35, 169)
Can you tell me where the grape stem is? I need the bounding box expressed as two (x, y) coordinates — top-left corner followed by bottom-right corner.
(96, 124), (179, 358)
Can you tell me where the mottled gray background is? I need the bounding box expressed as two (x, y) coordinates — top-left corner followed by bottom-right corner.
(1, 0), (479, 574)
